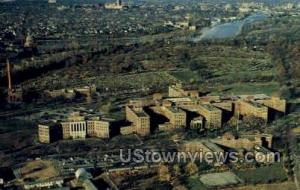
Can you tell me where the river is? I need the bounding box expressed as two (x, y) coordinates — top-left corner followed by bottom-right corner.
(194, 12), (268, 41)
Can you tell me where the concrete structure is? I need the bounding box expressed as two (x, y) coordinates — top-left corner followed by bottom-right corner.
(24, 178), (64, 190)
(38, 122), (59, 143)
(258, 97), (286, 113)
(153, 93), (164, 101)
(125, 105), (150, 136)
(212, 101), (233, 112)
(60, 112), (113, 140)
(180, 140), (224, 165)
(75, 169), (97, 190)
(168, 83), (185, 97)
(44, 89), (75, 99)
(61, 112), (87, 139)
(197, 104), (222, 129)
(181, 140), (223, 153)
(158, 122), (173, 131)
(48, 0), (57, 4)
(161, 106), (186, 127)
(120, 125), (134, 135)
(190, 116), (204, 130)
(236, 100), (268, 121)
(87, 117), (112, 138)
(24, 34), (34, 48)
(253, 145), (277, 163)
(104, 0), (123, 10)
(128, 98), (154, 108)
(74, 85), (96, 97)
(212, 132), (273, 150)
(166, 97), (198, 108)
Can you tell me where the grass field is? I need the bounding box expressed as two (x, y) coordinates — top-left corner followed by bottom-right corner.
(168, 44), (277, 96)
(234, 163), (288, 185)
(187, 175), (208, 190)
(219, 82), (280, 95)
(95, 71), (179, 91)
(221, 181), (296, 190)
(169, 70), (202, 83)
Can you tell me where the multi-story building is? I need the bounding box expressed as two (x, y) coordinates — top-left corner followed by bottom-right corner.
(128, 98), (154, 108)
(196, 104), (222, 129)
(61, 112), (87, 139)
(161, 106), (186, 127)
(212, 132), (273, 150)
(168, 83), (186, 97)
(104, 0), (123, 9)
(168, 83), (199, 98)
(212, 101), (233, 112)
(88, 119), (113, 138)
(38, 122), (59, 143)
(120, 125), (135, 135)
(190, 116), (204, 130)
(166, 97), (198, 108)
(158, 122), (173, 131)
(87, 118), (112, 139)
(236, 100), (268, 121)
(257, 97), (286, 113)
(60, 112), (112, 140)
(180, 140), (224, 165)
(125, 105), (150, 136)
(44, 89), (75, 100)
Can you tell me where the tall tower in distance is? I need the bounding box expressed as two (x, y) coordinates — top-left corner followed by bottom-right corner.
(6, 59), (23, 104)
(6, 59), (12, 93)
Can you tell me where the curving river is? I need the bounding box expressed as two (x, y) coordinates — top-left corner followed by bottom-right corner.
(195, 12), (268, 41)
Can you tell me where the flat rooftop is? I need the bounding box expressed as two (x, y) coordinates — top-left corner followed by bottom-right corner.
(127, 105), (149, 118)
(135, 111), (149, 118)
(165, 106), (185, 114)
(200, 104), (220, 112)
(166, 97), (192, 102)
(39, 121), (57, 127)
(245, 101), (265, 108)
(238, 94), (270, 100)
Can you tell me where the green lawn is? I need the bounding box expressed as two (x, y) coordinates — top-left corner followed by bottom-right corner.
(169, 70), (202, 83)
(234, 163), (288, 185)
(219, 82), (280, 95)
(187, 175), (208, 190)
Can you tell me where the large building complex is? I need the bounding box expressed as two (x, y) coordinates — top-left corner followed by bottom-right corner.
(61, 112), (87, 139)
(38, 122), (59, 144)
(236, 100), (268, 121)
(168, 83), (199, 98)
(38, 84), (287, 143)
(257, 97), (287, 113)
(125, 105), (150, 136)
(161, 106), (187, 127)
(196, 104), (222, 129)
(39, 112), (113, 143)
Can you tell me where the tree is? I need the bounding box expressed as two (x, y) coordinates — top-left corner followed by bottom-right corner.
(173, 185), (188, 190)
(185, 162), (198, 176)
(242, 115), (265, 129)
(158, 164), (171, 182)
(173, 164), (181, 176)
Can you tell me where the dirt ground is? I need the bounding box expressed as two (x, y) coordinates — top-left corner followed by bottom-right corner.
(18, 160), (59, 181)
